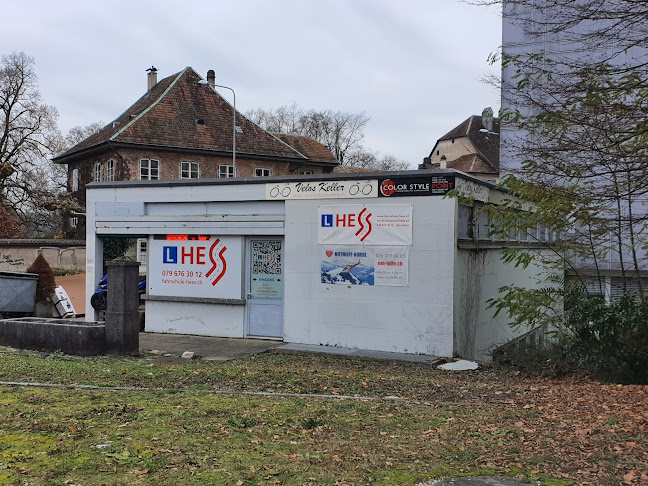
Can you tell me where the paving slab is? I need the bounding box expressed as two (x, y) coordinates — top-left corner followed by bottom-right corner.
(139, 333), (282, 361)
(277, 343), (440, 364)
(139, 333), (440, 364)
(419, 477), (540, 486)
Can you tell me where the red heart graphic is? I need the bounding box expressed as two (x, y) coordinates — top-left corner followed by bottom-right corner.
(325, 250), (333, 257)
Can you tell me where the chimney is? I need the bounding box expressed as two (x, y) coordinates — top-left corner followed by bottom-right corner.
(207, 69), (216, 87)
(146, 66), (158, 92)
(482, 107), (494, 132)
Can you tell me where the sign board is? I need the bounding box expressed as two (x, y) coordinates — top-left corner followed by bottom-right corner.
(318, 204), (413, 245)
(149, 236), (242, 299)
(378, 176), (456, 197)
(455, 177), (490, 202)
(250, 240), (283, 300)
(321, 246), (409, 286)
(266, 179), (378, 200)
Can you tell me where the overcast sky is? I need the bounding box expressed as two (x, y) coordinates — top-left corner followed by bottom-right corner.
(4, 0), (501, 167)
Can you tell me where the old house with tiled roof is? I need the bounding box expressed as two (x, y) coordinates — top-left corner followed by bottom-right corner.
(53, 67), (338, 236)
(419, 107), (499, 182)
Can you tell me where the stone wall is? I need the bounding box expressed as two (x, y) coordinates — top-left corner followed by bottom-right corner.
(0, 240), (85, 273)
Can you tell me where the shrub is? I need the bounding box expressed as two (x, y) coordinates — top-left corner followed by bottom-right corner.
(26, 254), (56, 303)
(0, 205), (22, 238)
(562, 288), (648, 384)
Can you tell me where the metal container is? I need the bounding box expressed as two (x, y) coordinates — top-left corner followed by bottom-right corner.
(0, 271), (38, 313)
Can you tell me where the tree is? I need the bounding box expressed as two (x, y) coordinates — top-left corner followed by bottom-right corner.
(246, 103), (410, 170)
(0, 205), (22, 238)
(456, 2), (648, 380)
(474, 1), (648, 298)
(0, 52), (63, 235)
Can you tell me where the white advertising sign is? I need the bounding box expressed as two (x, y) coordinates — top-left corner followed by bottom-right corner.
(320, 246), (409, 286)
(318, 204), (413, 245)
(148, 236), (242, 299)
(266, 179), (378, 200)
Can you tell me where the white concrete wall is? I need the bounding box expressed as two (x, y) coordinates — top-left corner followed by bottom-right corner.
(454, 247), (549, 362)
(145, 300), (244, 337)
(282, 197), (457, 356)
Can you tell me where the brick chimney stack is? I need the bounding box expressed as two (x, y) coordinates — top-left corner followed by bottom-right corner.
(146, 66), (158, 92)
(207, 69), (216, 87)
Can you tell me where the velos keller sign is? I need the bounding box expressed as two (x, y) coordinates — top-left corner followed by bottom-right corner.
(148, 235), (242, 299)
(266, 179), (378, 200)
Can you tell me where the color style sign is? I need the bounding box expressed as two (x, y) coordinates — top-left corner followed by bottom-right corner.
(378, 176), (456, 197)
(266, 179), (378, 200)
(148, 236), (243, 299)
(318, 204), (413, 245)
(320, 246), (409, 286)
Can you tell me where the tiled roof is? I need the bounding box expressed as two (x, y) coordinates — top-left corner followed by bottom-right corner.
(446, 154), (498, 175)
(271, 133), (338, 164)
(433, 114), (500, 170)
(332, 165), (375, 173)
(54, 68), (337, 165)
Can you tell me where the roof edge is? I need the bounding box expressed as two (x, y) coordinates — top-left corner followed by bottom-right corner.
(109, 67), (191, 141)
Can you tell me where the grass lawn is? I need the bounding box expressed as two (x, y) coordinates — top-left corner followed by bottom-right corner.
(0, 349), (645, 485)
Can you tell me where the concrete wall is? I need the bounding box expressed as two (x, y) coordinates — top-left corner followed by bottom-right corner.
(0, 241), (85, 273)
(85, 172), (552, 359)
(430, 138), (476, 166)
(454, 247), (550, 361)
(283, 196), (456, 356)
(145, 300), (244, 337)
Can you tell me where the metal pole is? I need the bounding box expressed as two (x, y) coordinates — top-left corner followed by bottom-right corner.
(212, 84), (236, 177)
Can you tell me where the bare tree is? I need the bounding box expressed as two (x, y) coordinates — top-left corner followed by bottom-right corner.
(475, 0), (648, 323)
(247, 103), (410, 170)
(0, 52), (62, 235)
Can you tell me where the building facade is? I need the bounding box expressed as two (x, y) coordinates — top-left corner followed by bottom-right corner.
(85, 170), (552, 361)
(53, 67), (338, 238)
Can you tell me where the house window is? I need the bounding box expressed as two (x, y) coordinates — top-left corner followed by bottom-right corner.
(254, 168), (271, 177)
(137, 238), (148, 265)
(94, 162), (102, 182)
(219, 165), (234, 178)
(72, 168), (79, 191)
(299, 170), (314, 175)
(181, 162), (200, 179)
(140, 159), (159, 180)
(106, 159), (115, 181)
(69, 217), (78, 229)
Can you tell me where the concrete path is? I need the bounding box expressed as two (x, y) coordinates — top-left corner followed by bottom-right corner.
(139, 332), (441, 363)
(419, 477), (541, 486)
(139, 333), (283, 361)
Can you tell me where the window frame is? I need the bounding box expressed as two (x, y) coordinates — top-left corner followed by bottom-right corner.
(219, 164), (235, 178)
(180, 161), (200, 179)
(139, 159), (160, 180)
(94, 162), (102, 182)
(106, 159), (115, 182)
(254, 168), (271, 177)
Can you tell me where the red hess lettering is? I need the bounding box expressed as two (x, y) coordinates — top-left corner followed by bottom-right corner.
(181, 246), (207, 265)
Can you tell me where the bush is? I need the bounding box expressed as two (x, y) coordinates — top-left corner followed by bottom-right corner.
(562, 288), (648, 384)
(494, 341), (578, 378)
(52, 267), (85, 277)
(26, 254), (56, 303)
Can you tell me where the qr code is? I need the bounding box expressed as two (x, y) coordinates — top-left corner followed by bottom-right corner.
(252, 241), (282, 274)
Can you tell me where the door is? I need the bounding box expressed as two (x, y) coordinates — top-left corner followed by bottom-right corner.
(246, 238), (284, 338)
